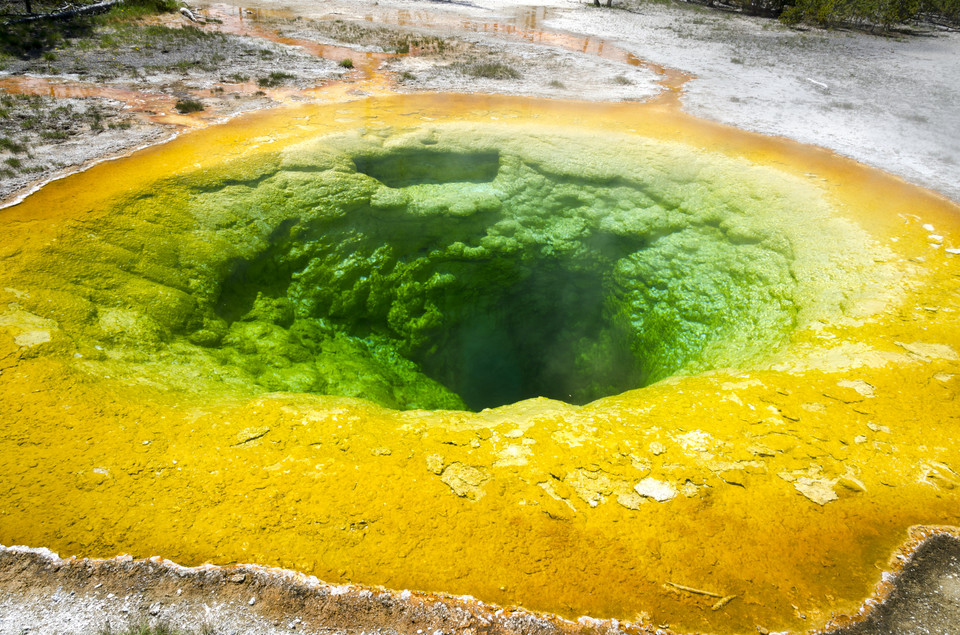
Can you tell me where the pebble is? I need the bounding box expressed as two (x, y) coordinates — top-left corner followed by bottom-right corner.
(836, 379), (876, 398)
(634, 477), (676, 502)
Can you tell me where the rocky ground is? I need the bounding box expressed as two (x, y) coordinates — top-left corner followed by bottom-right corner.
(546, 0), (960, 202)
(835, 533), (960, 635)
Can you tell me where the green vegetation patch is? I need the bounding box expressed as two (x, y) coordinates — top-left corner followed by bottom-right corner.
(778, 0), (960, 27)
(0, 0), (181, 60)
(0, 93), (129, 177)
(12, 124), (894, 411)
(704, 0), (960, 28)
(174, 98), (204, 114)
(256, 71), (295, 87)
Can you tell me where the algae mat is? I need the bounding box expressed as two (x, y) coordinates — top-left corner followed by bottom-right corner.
(1, 93), (959, 634)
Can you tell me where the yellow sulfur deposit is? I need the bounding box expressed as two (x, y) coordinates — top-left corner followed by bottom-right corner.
(1, 93), (959, 634)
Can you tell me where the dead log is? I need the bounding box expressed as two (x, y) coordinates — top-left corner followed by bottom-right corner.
(4, 0), (121, 25)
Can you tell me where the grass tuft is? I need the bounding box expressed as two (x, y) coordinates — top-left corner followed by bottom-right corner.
(0, 137), (28, 153)
(174, 98), (204, 114)
(256, 71), (294, 87)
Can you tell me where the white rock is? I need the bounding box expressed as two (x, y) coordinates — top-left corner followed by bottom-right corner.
(793, 477), (838, 505)
(895, 341), (959, 361)
(634, 477), (676, 502)
(837, 379), (875, 397)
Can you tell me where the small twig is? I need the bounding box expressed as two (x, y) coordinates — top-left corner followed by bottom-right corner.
(711, 594), (737, 610)
(663, 581), (723, 598)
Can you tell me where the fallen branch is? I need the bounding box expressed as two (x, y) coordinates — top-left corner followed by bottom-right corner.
(3, 0), (121, 25)
(663, 581), (723, 598)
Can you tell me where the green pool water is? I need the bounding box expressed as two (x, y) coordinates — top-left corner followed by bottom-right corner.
(30, 123), (888, 411)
